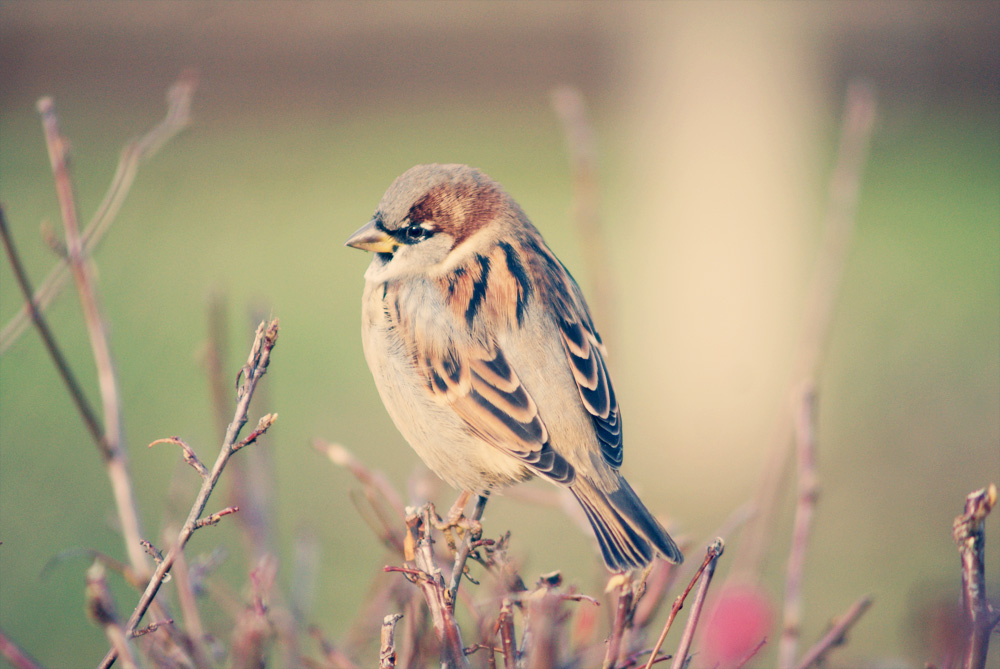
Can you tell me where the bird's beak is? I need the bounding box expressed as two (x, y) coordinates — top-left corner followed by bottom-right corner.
(345, 218), (397, 254)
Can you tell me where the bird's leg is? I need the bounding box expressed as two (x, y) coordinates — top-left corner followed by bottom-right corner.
(471, 493), (488, 521)
(446, 493), (490, 608)
(444, 490), (473, 527)
(434, 490), (473, 551)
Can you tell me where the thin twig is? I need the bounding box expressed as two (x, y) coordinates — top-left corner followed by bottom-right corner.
(0, 206), (105, 449)
(951, 483), (997, 669)
(40, 547), (142, 590)
(380, 614), (404, 668)
(149, 437), (209, 478)
(446, 495), (487, 606)
(793, 595), (872, 669)
(318, 440), (408, 554)
(0, 625), (44, 669)
(389, 505), (469, 668)
(733, 637), (768, 669)
(645, 539), (724, 669)
(464, 644), (501, 668)
(139, 540), (164, 567)
(416, 505), (468, 669)
(1, 73), (196, 352)
(632, 560), (674, 633)
(308, 625), (360, 669)
(132, 619), (173, 639)
(230, 310), (279, 567)
(194, 505), (240, 528)
(498, 599), (517, 669)
(315, 440), (406, 518)
(778, 385), (821, 669)
(234, 413), (278, 452)
(170, 546), (212, 668)
(668, 501), (754, 608)
(86, 562), (137, 669)
(734, 80), (877, 582)
(669, 540), (724, 669)
(98, 319), (279, 669)
(604, 573), (634, 669)
(37, 96), (147, 576)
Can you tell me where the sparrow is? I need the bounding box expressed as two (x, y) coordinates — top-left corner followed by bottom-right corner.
(345, 164), (682, 571)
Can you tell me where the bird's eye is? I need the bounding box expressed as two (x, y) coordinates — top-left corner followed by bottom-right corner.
(404, 224), (427, 241)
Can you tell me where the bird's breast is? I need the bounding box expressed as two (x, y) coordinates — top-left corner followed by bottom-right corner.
(360, 277), (532, 492)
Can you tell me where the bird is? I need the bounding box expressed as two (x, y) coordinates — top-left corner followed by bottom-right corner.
(345, 163), (682, 571)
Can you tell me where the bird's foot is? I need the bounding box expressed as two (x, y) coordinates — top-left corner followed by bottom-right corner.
(434, 491), (485, 552)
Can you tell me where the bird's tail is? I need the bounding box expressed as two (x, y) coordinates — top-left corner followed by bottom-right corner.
(570, 475), (683, 571)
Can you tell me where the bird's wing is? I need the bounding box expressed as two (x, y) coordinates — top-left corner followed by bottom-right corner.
(418, 340), (576, 485)
(555, 310), (622, 468)
(530, 239), (624, 469)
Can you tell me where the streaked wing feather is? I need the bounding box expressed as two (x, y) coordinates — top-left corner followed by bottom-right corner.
(421, 342), (575, 484)
(556, 312), (623, 469)
(531, 237), (625, 470)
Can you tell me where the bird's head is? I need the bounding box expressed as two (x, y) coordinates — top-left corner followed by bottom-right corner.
(346, 164), (521, 281)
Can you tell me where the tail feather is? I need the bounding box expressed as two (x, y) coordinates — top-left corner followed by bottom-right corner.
(570, 476), (683, 571)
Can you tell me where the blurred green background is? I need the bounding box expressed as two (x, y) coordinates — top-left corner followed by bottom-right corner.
(1, 3), (997, 667)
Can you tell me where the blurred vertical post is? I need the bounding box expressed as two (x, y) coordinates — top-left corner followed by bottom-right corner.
(620, 3), (824, 516)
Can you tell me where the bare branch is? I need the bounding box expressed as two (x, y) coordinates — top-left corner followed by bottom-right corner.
(0, 625), (44, 669)
(170, 547), (212, 668)
(149, 436), (209, 478)
(194, 505), (240, 529)
(952, 483), (997, 669)
(733, 637), (768, 669)
(229, 310), (280, 568)
(139, 540), (164, 567)
(40, 547), (144, 591)
(446, 495), (487, 605)
(132, 619), (173, 639)
(315, 440), (406, 518)
(86, 562), (137, 669)
(98, 319), (279, 669)
(308, 625), (360, 669)
(670, 540), (724, 669)
(36, 95), (148, 577)
(410, 505), (469, 668)
(40, 218), (68, 258)
(317, 439), (408, 553)
(1, 73), (196, 352)
(380, 614), (404, 668)
(632, 559), (677, 634)
(521, 573), (580, 669)
(779, 385), (821, 669)
(230, 556), (278, 668)
(794, 595), (872, 669)
(734, 80), (877, 581)
(234, 413), (278, 452)
(604, 573), (635, 669)
(497, 599), (517, 669)
(0, 206), (106, 451)
(645, 539), (724, 669)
